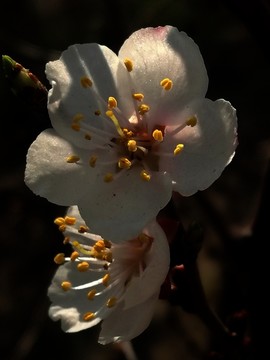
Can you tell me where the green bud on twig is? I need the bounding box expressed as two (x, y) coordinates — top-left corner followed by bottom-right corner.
(2, 55), (48, 113)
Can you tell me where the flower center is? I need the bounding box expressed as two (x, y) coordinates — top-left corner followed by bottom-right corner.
(66, 59), (197, 182)
(53, 213), (153, 322)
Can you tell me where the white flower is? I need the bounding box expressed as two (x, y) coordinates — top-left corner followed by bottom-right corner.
(48, 206), (170, 344)
(25, 25), (237, 241)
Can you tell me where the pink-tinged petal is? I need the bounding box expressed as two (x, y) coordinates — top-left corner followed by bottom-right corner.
(25, 129), (117, 205)
(98, 292), (160, 344)
(123, 220), (170, 309)
(46, 44), (134, 149)
(159, 98), (238, 195)
(118, 26), (208, 126)
(78, 169), (172, 242)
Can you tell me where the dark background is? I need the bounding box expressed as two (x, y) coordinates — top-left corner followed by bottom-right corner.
(0, 0), (269, 359)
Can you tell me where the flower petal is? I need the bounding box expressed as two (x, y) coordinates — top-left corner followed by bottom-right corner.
(123, 220), (170, 309)
(159, 98), (238, 195)
(25, 129), (117, 205)
(46, 43), (134, 149)
(118, 26), (208, 126)
(78, 169), (172, 242)
(98, 292), (160, 344)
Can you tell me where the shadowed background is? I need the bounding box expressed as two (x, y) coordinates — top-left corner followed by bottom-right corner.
(0, 0), (269, 359)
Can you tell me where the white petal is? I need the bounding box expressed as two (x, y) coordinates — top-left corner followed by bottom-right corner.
(119, 26), (208, 126)
(123, 220), (170, 309)
(46, 43), (134, 149)
(78, 169), (172, 242)
(24, 129), (116, 205)
(98, 292), (160, 344)
(159, 98), (238, 195)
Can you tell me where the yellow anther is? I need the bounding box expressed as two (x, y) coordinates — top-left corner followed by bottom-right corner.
(127, 139), (137, 152)
(87, 289), (97, 300)
(173, 143), (184, 156)
(94, 240), (105, 251)
(160, 77), (173, 90)
(118, 157), (132, 169)
(70, 251), (79, 261)
(80, 76), (92, 88)
(61, 281), (72, 291)
(124, 58), (133, 72)
(94, 110), (101, 116)
(77, 261), (90, 272)
(72, 240), (79, 247)
(54, 217), (65, 226)
(186, 115), (197, 127)
(123, 128), (134, 138)
(63, 237), (70, 244)
(54, 253), (65, 265)
(83, 312), (95, 321)
(104, 252), (113, 263)
(104, 173), (114, 183)
(152, 129), (164, 142)
(140, 169), (151, 181)
(138, 104), (150, 115)
(106, 297), (117, 308)
(102, 273), (110, 286)
(72, 113), (84, 122)
(132, 93), (144, 101)
(78, 225), (89, 233)
(71, 123), (80, 131)
(103, 239), (112, 248)
(105, 110), (125, 137)
(58, 224), (66, 232)
(108, 96), (118, 109)
(66, 155), (80, 163)
(89, 155), (97, 168)
(84, 133), (91, 140)
(64, 216), (76, 225)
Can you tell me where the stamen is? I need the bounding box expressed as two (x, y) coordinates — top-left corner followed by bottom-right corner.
(89, 155), (97, 168)
(84, 133), (91, 140)
(72, 113), (84, 122)
(83, 312), (95, 321)
(61, 281), (72, 291)
(124, 58), (133, 72)
(64, 216), (76, 225)
(70, 251), (79, 261)
(152, 129), (164, 142)
(140, 169), (151, 181)
(80, 76), (93, 88)
(71, 123), (80, 131)
(54, 253), (65, 265)
(102, 273), (110, 286)
(78, 225), (89, 233)
(54, 217), (65, 226)
(118, 157), (132, 169)
(106, 110), (125, 137)
(94, 240), (105, 251)
(138, 104), (150, 115)
(132, 93), (144, 101)
(107, 96), (117, 109)
(160, 77), (173, 90)
(66, 155), (80, 163)
(106, 297), (117, 308)
(77, 261), (90, 272)
(127, 139), (137, 152)
(58, 224), (66, 232)
(87, 289), (97, 300)
(186, 115), (197, 127)
(174, 143), (184, 156)
(104, 173), (114, 183)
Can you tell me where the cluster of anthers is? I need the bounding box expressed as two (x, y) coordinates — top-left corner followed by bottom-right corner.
(66, 57), (197, 183)
(53, 213), (153, 323)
